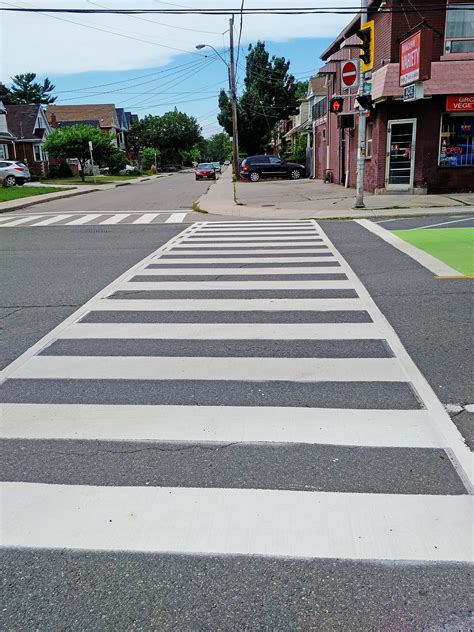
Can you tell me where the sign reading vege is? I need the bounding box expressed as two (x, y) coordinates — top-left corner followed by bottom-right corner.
(399, 29), (432, 87)
(446, 95), (474, 112)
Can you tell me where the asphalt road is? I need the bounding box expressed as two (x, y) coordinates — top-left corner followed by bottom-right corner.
(22, 171), (213, 213)
(1, 208), (472, 630)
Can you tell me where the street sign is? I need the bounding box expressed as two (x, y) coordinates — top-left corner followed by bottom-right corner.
(363, 81), (371, 94)
(403, 82), (424, 102)
(399, 29), (432, 87)
(341, 60), (359, 89)
(88, 141), (93, 151)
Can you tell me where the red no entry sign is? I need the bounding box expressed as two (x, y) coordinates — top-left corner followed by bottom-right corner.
(341, 60), (359, 89)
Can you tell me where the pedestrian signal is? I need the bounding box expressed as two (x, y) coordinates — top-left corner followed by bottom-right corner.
(329, 97), (344, 113)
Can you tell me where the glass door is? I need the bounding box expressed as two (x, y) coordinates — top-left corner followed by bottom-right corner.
(385, 119), (416, 190)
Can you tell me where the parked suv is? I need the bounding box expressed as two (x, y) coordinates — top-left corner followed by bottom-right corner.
(240, 155), (305, 182)
(0, 160), (31, 186)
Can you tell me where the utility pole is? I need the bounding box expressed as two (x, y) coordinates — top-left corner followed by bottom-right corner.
(354, 0), (368, 208)
(228, 14), (240, 180)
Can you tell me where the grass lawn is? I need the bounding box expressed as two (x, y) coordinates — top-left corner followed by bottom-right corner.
(44, 175), (138, 185)
(0, 186), (68, 202)
(394, 228), (474, 276)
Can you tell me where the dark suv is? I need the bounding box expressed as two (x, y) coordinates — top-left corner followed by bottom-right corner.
(240, 155), (305, 182)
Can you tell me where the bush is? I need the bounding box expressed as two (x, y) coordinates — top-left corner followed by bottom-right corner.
(139, 147), (159, 171)
(105, 149), (129, 175)
(48, 162), (73, 179)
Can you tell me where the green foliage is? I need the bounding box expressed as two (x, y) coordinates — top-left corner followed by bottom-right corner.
(205, 133), (232, 162)
(0, 82), (11, 105)
(44, 125), (115, 181)
(287, 135), (307, 163)
(7, 73), (56, 104)
(129, 109), (202, 164)
(218, 41), (300, 155)
(139, 147), (160, 170)
(294, 80), (309, 100)
(106, 148), (129, 175)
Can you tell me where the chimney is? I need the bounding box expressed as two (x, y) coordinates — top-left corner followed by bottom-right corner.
(50, 112), (57, 128)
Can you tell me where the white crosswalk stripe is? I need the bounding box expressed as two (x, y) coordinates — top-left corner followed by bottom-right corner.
(0, 211), (189, 226)
(1, 219), (472, 568)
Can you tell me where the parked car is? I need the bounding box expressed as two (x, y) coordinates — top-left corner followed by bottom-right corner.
(212, 161), (222, 173)
(195, 163), (216, 180)
(240, 155), (305, 182)
(0, 160), (31, 186)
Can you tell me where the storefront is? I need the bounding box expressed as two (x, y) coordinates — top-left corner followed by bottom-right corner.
(439, 96), (474, 169)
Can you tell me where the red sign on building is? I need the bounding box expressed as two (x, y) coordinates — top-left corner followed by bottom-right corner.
(446, 95), (474, 112)
(399, 29), (432, 87)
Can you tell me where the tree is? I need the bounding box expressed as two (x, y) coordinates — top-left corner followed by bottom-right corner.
(106, 148), (129, 175)
(205, 133), (232, 162)
(139, 147), (160, 170)
(0, 83), (11, 105)
(218, 41), (300, 155)
(128, 109), (202, 165)
(9, 73), (56, 104)
(44, 125), (115, 181)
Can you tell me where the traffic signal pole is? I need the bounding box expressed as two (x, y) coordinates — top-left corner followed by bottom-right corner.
(229, 15), (240, 180)
(354, 0), (368, 208)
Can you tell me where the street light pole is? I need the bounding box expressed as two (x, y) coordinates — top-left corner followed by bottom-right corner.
(196, 23), (240, 179)
(354, 0), (368, 208)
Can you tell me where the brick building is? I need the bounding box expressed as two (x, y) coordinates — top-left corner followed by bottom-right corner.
(315, 0), (474, 193)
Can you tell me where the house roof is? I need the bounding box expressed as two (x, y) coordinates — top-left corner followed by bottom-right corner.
(4, 103), (41, 139)
(57, 120), (100, 128)
(47, 104), (120, 129)
(309, 76), (326, 94)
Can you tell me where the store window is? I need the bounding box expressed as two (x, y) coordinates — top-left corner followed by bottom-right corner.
(445, 3), (474, 53)
(439, 114), (474, 167)
(366, 123), (373, 158)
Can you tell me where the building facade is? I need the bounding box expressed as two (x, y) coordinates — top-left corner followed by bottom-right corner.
(315, 0), (474, 193)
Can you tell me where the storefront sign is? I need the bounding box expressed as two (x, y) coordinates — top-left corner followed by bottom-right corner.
(446, 95), (474, 112)
(399, 30), (432, 87)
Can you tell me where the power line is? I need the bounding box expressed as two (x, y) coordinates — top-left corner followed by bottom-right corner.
(235, 1), (245, 69)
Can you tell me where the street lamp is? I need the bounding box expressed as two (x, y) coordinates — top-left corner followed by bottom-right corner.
(195, 24), (240, 180)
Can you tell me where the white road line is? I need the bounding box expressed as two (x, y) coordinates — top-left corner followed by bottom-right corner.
(0, 223), (199, 382)
(174, 242), (325, 248)
(355, 219), (462, 276)
(165, 213), (187, 223)
(30, 214), (74, 226)
(139, 267), (342, 276)
(132, 213), (160, 224)
(160, 249), (331, 255)
(193, 230), (319, 235)
(66, 214), (103, 226)
(0, 404), (438, 447)
(121, 280), (352, 291)
(99, 214), (131, 225)
(150, 257), (337, 264)
(91, 298), (364, 311)
(3, 482), (471, 561)
(57, 322), (383, 340)
(413, 216), (474, 230)
(186, 236), (323, 242)
(0, 215), (43, 227)
(14, 356), (405, 383)
(316, 220), (473, 488)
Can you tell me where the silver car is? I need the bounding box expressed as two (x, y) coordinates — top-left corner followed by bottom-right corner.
(0, 160), (31, 186)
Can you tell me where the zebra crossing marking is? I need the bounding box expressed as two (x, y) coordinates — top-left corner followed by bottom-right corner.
(0, 211), (189, 227)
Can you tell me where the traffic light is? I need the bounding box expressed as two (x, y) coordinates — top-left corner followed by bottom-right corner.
(355, 94), (374, 112)
(356, 20), (374, 72)
(329, 97), (344, 113)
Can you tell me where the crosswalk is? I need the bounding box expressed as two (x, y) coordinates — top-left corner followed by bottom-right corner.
(0, 211), (188, 226)
(1, 220), (472, 566)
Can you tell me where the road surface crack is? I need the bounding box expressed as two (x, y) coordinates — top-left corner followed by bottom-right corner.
(49, 442), (241, 458)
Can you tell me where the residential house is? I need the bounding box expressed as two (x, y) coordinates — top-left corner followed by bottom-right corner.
(47, 104), (121, 148)
(316, 0), (474, 193)
(0, 102), (52, 175)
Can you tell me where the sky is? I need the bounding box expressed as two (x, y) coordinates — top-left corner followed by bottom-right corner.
(0, 1), (354, 137)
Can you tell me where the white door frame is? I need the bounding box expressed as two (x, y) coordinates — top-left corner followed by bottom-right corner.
(385, 118), (417, 191)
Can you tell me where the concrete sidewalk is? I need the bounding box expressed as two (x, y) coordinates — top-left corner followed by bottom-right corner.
(196, 168), (473, 219)
(0, 174), (170, 214)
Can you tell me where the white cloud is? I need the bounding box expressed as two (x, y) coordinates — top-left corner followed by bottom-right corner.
(0, 0), (351, 80)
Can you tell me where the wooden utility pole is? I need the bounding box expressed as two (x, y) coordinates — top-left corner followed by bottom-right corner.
(229, 15), (240, 179)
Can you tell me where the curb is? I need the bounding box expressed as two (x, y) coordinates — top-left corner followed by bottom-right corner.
(0, 173), (172, 214)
